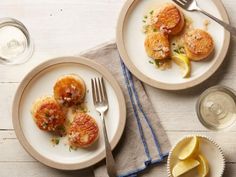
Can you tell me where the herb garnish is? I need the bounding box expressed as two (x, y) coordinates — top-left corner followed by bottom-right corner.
(42, 122), (48, 128)
(45, 112), (50, 118)
(173, 46), (185, 54)
(149, 61), (154, 64)
(153, 29), (158, 32)
(174, 49), (180, 54)
(154, 60), (161, 68)
(69, 145), (77, 152)
(51, 137), (60, 146)
(55, 138), (60, 145)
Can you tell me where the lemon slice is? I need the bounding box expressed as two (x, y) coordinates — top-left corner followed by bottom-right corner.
(172, 159), (200, 177)
(197, 154), (209, 177)
(178, 136), (199, 160)
(171, 53), (191, 78)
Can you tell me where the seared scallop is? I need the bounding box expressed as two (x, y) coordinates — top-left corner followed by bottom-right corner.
(144, 32), (170, 60)
(54, 74), (86, 107)
(184, 29), (214, 61)
(68, 113), (99, 148)
(155, 3), (185, 35)
(31, 96), (66, 132)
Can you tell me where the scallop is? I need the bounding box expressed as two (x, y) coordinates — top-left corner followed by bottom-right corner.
(31, 96), (66, 133)
(155, 3), (185, 35)
(68, 113), (99, 148)
(53, 74), (86, 107)
(184, 29), (214, 61)
(144, 32), (170, 60)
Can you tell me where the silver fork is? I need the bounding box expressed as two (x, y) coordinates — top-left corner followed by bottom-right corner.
(172, 0), (236, 36)
(91, 77), (117, 177)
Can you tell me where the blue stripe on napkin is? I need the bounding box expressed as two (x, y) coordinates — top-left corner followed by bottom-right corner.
(119, 59), (169, 177)
(120, 59), (152, 161)
(125, 65), (164, 159)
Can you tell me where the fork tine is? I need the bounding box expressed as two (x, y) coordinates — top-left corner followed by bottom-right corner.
(93, 78), (98, 102)
(98, 77), (104, 102)
(91, 79), (96, 104)
(179, 0), (189, 4)
(172, 0), (185, 8)
(101, 77), (108, 102)
(95, 78), (101, 103)
(181, 0), (193, 6)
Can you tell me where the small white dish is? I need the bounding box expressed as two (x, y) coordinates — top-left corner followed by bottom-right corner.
(167, 135), (225, 177)
(12, 56), (126, 170)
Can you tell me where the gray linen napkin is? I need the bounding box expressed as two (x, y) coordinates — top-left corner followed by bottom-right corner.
(80, 41), (170, 177)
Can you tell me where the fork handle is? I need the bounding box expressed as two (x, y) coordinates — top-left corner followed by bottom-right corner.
(101, 113), (117, 177)
(198, 8), (236, 36)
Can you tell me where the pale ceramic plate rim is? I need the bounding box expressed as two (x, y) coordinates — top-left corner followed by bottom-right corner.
(116, 0), (230, 90)
(167, 135), (226, 177)
(12, 56), (126, 170)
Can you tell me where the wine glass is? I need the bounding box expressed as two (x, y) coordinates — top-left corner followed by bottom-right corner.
(0, 18), (34, 65)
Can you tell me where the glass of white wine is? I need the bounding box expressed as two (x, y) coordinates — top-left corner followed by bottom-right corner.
(196, 86), (236, 130)
(0, 18), (33, 65)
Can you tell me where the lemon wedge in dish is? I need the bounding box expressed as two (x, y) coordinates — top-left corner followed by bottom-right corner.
(178, 136), (199, 160)
(171, 53), (191, 78)
(172, 159), (200, 177)
(197, 154), (209, 177)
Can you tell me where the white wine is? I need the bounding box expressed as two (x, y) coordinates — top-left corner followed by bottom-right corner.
(0, 18), (33, 65)
(0, 26), (27, 60)
(196, 86), (236, 130)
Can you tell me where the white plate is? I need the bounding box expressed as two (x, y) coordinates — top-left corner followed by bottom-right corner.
(167, 135), (225, 177)
(12, 57), (126, 170)
(116, 0), (230, 90)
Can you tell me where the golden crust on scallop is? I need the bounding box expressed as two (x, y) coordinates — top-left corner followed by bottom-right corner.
(53, 74), (86, 107)
(31, 96), (66, 132)
(184, 29), (214, 61)
(144, 32), (170, 60)
(68, 113), (99, 148)
(155, 3), (185, 35)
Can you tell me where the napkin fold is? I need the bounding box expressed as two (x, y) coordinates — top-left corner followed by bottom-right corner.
(80, 41), (170, 177)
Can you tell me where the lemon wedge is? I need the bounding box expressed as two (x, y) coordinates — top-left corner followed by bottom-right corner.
(172, 159), (200, 177)
(197, 154), (209, 177)
(178, 136), (199, 160)
(171, 53), (191, 78)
